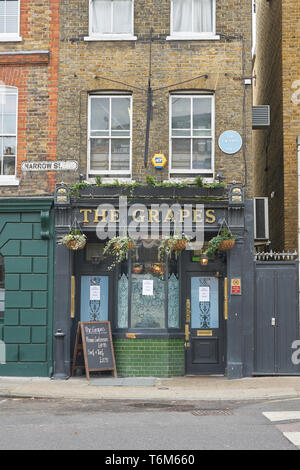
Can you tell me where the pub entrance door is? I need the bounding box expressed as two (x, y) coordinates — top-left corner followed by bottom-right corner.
(184, 272), (226, 375)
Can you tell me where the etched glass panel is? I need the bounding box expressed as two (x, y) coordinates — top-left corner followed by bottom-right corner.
(118, 273), (128, 328)
(191, 276), (219, 329)
(168, 273), (179, 328)
(131, 274), (165, 328)
(80, 276), (109, 322)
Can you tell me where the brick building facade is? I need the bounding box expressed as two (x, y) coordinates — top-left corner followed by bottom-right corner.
(0, 0), (58, 376)
(253, 0), (300, 251)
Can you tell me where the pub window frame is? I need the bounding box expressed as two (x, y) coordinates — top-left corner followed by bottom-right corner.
(115, 248), (182, 334)
(87, 93), (133, 178)
(169, 93), (215, 176)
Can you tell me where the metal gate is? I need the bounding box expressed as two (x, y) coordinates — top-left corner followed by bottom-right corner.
(254, 252), (300, 374)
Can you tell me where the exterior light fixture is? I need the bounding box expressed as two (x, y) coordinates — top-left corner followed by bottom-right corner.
(200, 254), (209, 266)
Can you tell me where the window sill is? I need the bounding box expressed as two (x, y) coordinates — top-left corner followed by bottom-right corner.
(166, 34), (220, 41)
(84, 35), (137, 42)
(0, 35), (22, 42)
(0, 177), (20, 186)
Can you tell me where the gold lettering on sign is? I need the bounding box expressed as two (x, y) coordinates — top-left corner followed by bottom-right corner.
(110, 209), (120, 223)
(205, 210), (216, 224)
(80, 209), (92, 224)
(163, 209), (175, 223)
(132, 209), (146, 223)
(193, 209), (204, 223)
(94, 209), (107, 223)
(179, 209), (190, 222)
(148, 209), (159, 223)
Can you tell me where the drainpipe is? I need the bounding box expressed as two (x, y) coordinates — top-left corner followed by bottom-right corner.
(297, 136), (300, 320)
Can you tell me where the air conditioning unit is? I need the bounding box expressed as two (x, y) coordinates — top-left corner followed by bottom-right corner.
(254, 197), (269, 240)
(252, 105), (270, 128)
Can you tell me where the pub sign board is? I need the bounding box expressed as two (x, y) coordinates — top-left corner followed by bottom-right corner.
(72, 321), (117, 380)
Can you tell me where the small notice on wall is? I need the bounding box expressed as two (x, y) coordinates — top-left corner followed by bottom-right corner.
(231, 278), (242, 295)
(199, 286), (210, 302)
(90, 285), (101, 301)
(143, 280), (154, 296)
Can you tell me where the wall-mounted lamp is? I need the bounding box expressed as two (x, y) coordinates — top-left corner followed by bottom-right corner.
(200, 254), (209, 266)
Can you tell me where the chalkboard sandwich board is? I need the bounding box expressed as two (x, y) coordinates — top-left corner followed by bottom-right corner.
(72, 321), (117, 380)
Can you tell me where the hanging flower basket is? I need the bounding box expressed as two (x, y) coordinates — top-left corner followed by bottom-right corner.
(59, 230), (87, 251)
(204, 220), (236, 258)
(168, 238), (188, 251)
(103, 236), (135, 270)
(218, 238), (235, 251)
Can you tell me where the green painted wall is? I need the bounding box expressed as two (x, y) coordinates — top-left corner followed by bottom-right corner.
(113, 338), (185, 377)
(0, 200), (54, 377)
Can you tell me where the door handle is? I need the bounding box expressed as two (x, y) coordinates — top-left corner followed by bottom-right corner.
(271, 317), (276, 327)
(185, 323), (190, 341)
(186, 299), (191, 323)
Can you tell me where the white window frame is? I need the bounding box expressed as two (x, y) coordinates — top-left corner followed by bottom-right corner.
(87, 94), (132, 177)
(169, 93), (215, 176)
(167, 0), (219, 41)
(84, 0), (137, 41)
(0, 0), (22, 42)
(0, 85), (19, 185)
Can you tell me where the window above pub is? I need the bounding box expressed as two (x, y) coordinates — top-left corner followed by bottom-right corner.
(88, 94), (132, 177)
(0, 86), (19, 185)
(0, 0), (22, 42)
(84, 0), (137, 41)
(167, 0), (219, 40)
(170, 94), (214, 176)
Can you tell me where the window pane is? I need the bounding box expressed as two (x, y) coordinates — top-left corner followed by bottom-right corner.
(3, 136), (16, 155)
(111, 97), (130, 135)
(6, 1), (19, 16)
(172, 97), (191, 135)
(113, 0), (132, 34)
(4, 94), (16, 114)
(0, 16), (4, 33)
(0, 3), (4, 16)
(171, 138), (191, 170)
(3, 115), (16, 134)
(6, 15), (18, 33)
(193, 97), (212, 134)
(90, 138), (109, 171)
(111, 138), (130, 170)
(92, 0), (112, 34)
(3, 155), (15, 175)
(172, 0), (192, 33)
(193, 0), (213, 33)
(90, 98), (109, 133)
(192, 138), (212, 169)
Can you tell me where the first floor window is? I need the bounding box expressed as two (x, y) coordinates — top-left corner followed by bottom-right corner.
(88, 95), (132, 176)
(0, 0), (19, 36)
(90, 0), (133, 35)
(170, 94), (214, 174)
(0, 86), (17, 176)
(171, 0), (214, 36)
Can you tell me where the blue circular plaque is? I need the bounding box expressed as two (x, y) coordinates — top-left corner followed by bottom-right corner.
(218, 130), (242, 155)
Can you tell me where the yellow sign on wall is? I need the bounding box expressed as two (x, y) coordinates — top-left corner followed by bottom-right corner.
(152, 154), (167, 169)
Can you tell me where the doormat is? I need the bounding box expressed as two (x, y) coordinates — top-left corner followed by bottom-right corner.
(89, 377), (156, 387)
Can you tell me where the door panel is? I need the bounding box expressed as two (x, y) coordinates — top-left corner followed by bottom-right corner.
(80, 276), (109, 322)
(185, 274), (225, 375)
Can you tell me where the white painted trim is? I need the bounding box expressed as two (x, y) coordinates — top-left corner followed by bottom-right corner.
(84, 35), (137, 41)
(0, 35), (22, 42)
(166, 35), (220, 41)
(0, 177), (20, 186)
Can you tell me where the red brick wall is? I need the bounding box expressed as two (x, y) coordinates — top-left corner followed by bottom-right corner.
(0, 0), (59, 195)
